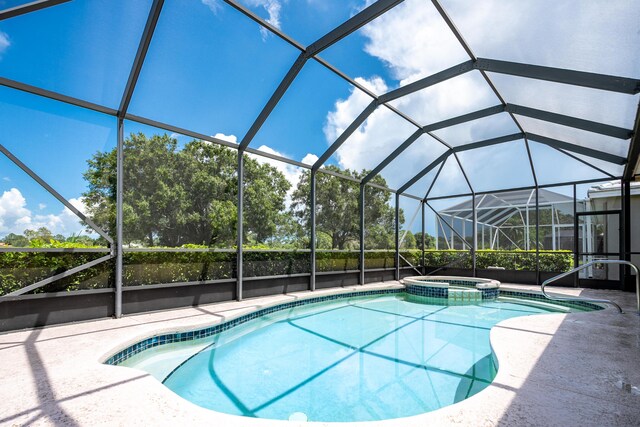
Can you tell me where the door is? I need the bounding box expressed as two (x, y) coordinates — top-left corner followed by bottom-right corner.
(575, 210), (623, 288)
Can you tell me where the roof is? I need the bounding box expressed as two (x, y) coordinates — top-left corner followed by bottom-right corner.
(0, 0), (638, 203)
(588, 180), (640, 198)
(438, 188), (574, 225)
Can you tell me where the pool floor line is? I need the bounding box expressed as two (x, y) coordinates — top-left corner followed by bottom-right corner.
(245, 307), (450, 414)
(284, 307), (493, 382)
(352, 303), (494, 331)
(162, 339), (217, 384)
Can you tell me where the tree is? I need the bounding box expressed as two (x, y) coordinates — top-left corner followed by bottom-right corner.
(414, 231), (436, 250)
(24, 227), (53, 242)
(82, 133), (291, 247)
(1, 233), (29, 247)
(290, 165), (402, 250)
(399, 230), (417, 249)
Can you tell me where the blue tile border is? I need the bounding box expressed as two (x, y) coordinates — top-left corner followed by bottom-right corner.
(499, 290), (603, 311)
(105, 288), (402, 366)
(405, 284), (448, 298)
(406, 281), (499, 300)
(105, 286), (603, 366)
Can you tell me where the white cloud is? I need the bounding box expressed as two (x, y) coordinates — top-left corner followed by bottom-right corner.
(2, 177), (10, 182)
(245, 0), (284, 40)
(0, 31), (9, 58)
(360, 0), (469, 84)
(321, 0), (639, 196)
(38, 203), (46, 210)
(0, 188), (31, 233)
(201, 0), (222, 14)
(319, 0), (502, 190)
(324, 77), (382, 142)
(202, 0), (283, 40)
(0, 189), (92, 237)
(213, 133), (238, 144)
(249, 145), (316, 207)
(301, 153), (318, 166)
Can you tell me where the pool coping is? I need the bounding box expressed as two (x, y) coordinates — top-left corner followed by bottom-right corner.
(102, 283), (603, 367)
(0, 282), (638, 426)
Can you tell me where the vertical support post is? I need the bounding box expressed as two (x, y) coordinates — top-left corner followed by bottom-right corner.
(310, 171), (316, 291)
(421, 201), (426, 274)
(115, 118), (124, 318)
(395, 192), (400, 281)
(237, 152), (243, 301)
(450, 216), (455, 248)
(435, 215), (439, 250)
(573, 184), (579, 287)
(472, 193), (477, 277)
(359, 184), (365, 285)
(621, 179), (630, 290)
(525, 205), (530, 251)
(535, 187), (540, 285)
(551, 204), (556, 250)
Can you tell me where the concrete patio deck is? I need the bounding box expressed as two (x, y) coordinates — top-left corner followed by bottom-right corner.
(0, 282), (638, 426)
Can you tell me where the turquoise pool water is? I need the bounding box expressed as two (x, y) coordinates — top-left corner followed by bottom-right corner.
(121, 293), (588, 422)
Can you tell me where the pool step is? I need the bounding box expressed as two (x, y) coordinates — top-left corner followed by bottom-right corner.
(498, 296), (572, 312)
(448, 288), (482, 304)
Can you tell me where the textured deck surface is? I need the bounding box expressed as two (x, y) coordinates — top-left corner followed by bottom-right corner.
(0, 282), (638, 426)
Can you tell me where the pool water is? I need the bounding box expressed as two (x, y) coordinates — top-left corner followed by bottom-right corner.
(121, 294), (587, 422)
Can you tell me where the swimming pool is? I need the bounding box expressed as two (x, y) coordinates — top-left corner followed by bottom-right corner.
(109, 290), (598, 422)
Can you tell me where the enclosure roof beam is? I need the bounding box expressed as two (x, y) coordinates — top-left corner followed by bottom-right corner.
(230, 0), (460, 160)
(378, 60), (475, 104)
(431, 0), (538, 187)
(482, 207), (518, 226)
(474, 58), (640, 95)
(423, 160), (447, 200)
(312, 100), (378, 171)
(118, 0), (164, 117)
(396, 132), (526, 196)
(357, 105), (507, 185)
(306, 0), (404, 57)
(453, 152), (474, 193)
(505, 104), (634, 139)
(313, 60), (481, 172)
(551, 147), (616, 179)
(361, 129), (424, 185)
(223, 0), (305, 51)
(239, 0), (403, 151)
(397, 151), (450, 194)
(526, 133), (627, 165)
(238, 53), (307, 151)
(423, 105), (505, 132)
(0, 76), (117, 116)
(453, 133), (524, 152)
(623, 102), (640, 180)
(425, 176), (622, 202)
(0, 0), (69, 20)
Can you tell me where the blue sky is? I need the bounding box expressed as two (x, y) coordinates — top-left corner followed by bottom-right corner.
(0, 0), (638, 238)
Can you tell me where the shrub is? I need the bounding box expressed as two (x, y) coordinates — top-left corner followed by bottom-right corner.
(0, 246), (573, 296)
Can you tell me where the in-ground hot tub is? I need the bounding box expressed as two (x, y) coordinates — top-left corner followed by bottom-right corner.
(403, 275), (500, 303)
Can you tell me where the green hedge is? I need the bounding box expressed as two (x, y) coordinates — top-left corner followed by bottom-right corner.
(0, 252), (113, 296)
(122, 251), (235, 286)
(0, 248), (573, 296)
(399, 249), (571, 272)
